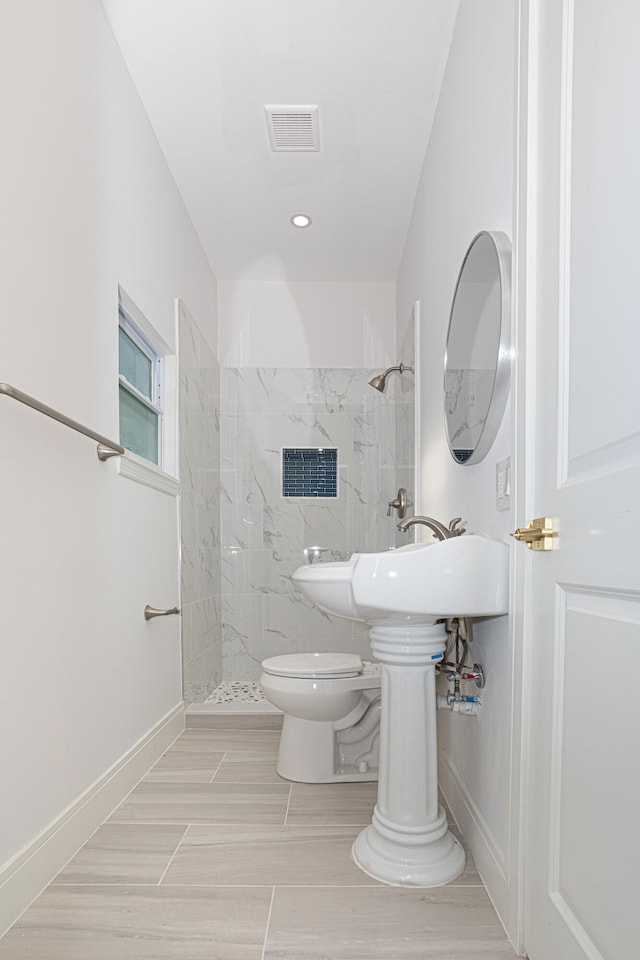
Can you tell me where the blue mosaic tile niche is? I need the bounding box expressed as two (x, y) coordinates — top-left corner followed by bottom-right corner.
(282, 447), (337, 498)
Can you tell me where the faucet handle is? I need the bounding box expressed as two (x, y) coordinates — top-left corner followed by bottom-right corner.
(448, 517), (466, 536)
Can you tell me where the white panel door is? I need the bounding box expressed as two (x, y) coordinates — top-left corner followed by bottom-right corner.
(522, 1), (640, 958)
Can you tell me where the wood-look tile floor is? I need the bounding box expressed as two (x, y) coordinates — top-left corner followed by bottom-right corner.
(0, 721), (518, 959)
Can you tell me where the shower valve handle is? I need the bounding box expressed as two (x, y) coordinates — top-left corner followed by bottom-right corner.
(387, 488), (407, 519)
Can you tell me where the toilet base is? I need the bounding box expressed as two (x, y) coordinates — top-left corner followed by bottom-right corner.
(276, 715), (379, 783)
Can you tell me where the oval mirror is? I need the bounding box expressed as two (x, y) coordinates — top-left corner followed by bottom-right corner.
(443, 231), (511, 465)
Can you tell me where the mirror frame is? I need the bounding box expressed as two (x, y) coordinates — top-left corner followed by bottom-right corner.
(443, 230), (511, 466)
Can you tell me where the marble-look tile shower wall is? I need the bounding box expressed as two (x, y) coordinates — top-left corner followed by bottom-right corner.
(178, 303), (222, 703)
(220, 368), (400, 680)
(394, 311), (416, 520)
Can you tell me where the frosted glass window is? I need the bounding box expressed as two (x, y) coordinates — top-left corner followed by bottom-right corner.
(119, 384), (159, 464)
(119, 327), (152, 397)
(118, 301), (163, 466)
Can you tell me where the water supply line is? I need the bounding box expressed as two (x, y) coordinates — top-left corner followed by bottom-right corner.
(437, 695), (480, 716)
(436, 617), (484, 716)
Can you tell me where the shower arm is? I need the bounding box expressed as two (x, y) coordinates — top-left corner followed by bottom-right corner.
(368, 363), (415, 393)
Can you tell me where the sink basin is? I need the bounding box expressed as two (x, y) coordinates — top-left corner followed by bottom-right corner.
(292, 535), (509, 625)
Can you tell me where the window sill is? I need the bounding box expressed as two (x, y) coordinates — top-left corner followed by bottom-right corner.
(117, 451), (181, 497)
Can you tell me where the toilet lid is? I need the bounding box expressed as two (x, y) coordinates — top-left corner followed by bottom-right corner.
(261, 653), (363, 679)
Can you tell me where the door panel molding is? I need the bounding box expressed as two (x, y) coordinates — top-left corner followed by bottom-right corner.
(559, 0), (640, 485)
(547, 585), (639, 960)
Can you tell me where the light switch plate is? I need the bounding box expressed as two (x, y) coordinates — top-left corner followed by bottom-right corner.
(496, 456), (511, 511)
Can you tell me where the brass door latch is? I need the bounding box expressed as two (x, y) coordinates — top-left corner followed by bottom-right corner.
(511, 516), (554, 551)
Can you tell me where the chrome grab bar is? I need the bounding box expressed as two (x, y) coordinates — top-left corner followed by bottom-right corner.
(144, 605), (181, 621)
(0, 382), (124, 461)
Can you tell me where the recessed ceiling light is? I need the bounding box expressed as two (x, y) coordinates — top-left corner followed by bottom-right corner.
(290, 214), (312, 228)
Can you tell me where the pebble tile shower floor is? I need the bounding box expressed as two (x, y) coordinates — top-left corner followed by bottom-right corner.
(206, 680), (269, 703)
(0, 718), (518, 959)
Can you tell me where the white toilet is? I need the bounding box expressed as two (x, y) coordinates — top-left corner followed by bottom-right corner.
(260, 653), (381, 783)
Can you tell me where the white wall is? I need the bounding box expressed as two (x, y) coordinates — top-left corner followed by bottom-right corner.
(396, 0), (516, 930)
(218, 281), (396, 368)
(0, 0), (217, 895)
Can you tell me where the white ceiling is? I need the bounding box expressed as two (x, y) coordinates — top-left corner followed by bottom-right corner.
(102, 0), (459, 283)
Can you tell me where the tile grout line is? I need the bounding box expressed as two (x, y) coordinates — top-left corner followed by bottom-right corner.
(283, 785), (293, 825)
(50, 882), (487, 889)
(108, 820), (296, 826)
(208, 751), (227, 783)
(156, 824), (191, 885)
(260, 886), (276, 960)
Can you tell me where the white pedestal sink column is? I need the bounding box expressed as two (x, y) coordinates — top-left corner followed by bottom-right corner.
(352, 622), (465, 886)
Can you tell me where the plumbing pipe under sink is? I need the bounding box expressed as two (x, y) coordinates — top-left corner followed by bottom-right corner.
(437, 694), (480, 716)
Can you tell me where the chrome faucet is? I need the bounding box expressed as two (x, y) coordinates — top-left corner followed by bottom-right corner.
(396, 515), (466, 541)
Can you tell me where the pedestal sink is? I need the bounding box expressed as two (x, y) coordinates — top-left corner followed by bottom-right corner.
(292, 535), (509, 886)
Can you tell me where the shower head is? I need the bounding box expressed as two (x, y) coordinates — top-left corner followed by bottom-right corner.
(368, 362), (413, 393)
(368, 372), (388, 392)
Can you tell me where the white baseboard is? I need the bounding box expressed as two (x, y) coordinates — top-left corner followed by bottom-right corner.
(438, 749), (511, 937)
(0, 702), (184, 937)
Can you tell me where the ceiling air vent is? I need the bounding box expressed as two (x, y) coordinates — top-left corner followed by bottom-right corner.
(265, 105), (321, 152)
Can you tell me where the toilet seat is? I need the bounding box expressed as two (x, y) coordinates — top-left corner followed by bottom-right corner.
(262, 652), (363, 679)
